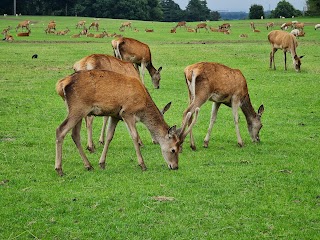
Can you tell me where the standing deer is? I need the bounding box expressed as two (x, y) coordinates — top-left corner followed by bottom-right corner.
(89, 22), (99, 31)
(76, 20), (86, 29)
(176, 21), (187, 28)
(15, 20), (30, 32)
(268, 30), (304, 72)
(195, 23), (208, 33)
(73, 54), (140, 153)
(55, 69), (199, 176)
(111, 37), (162, 89)
(266, 22), (274, 30)
(182, 62), (264, 150)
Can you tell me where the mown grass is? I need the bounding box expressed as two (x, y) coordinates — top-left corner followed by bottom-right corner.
(0, 16), (320, 239)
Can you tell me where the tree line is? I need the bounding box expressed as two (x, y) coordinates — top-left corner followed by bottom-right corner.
(0, 0), (221, 22)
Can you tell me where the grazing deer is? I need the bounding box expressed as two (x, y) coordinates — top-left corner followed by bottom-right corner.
(176, 21), (187, 28)
(182, 62), (264, 149)
(121, 21), (132, 29)
(219, 23), (231, 30)
(266, 22), (274, 30)
(89, 22), (99, 31)
(72, 54), (140, 152)
(281, 22), (292, 30)
(111, 37), (162, 89)
(17, 29), (31, 37)
(170, 27), (177, 33)
(268, 30), (304, 72)
(76, 20), (86, 29)
(15, 20), (30, 32)
(55, 69), (199, 176)
(195, 23), (208, 33)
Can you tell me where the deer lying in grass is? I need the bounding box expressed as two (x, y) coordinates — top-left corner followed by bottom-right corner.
(17, 29), (31, 37)
(15, 20), (30, 32)
(94, 31), (107, 38)
(170, 27), (177, 33)
(182, 62), (264, 150)
(195, 23), (208, 33)
(89, 22), (99, 31)
(268, 30), (304, 72)
(111, 37), (162, 89)
(2, 29), (14, 41)
(219, 23), (231, 29)
(145, 28), (154, 32)
(73, 54), (140, 152)
(55, 69), (199, 176)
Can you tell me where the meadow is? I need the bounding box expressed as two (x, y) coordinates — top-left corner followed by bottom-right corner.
(0, 15), (320, 239)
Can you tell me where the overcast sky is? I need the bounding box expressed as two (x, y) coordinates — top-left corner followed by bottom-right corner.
(174, 0), (306, 12)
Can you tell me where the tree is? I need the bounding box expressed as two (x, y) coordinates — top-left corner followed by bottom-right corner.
(249, 4), (264, 19)
(185, 0), (211, 21)
(160, 0), (185, 22)
(306, 0), (320, 16)
(270, 0), (302, 18)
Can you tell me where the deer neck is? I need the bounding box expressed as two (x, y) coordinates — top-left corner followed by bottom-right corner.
(240, 95), (257, 124)
(146, 62), (157, 76)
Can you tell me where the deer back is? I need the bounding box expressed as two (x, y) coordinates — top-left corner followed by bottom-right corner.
(117, 37), (151, 64)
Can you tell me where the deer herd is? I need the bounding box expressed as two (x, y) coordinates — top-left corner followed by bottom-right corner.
(4, 18), (315, 175)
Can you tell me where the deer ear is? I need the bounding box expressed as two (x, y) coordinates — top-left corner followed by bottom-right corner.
(299, 55), (304, 59)
(168, 125), (177, 138)
(158, 66), (162, 72)
(161, 102), (171, 115)
(258, 105), (264, 116)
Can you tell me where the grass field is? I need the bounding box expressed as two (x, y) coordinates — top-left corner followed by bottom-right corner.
(1, 15), (320, 239)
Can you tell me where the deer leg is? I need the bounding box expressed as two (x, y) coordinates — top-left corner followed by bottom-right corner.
(71, 119), (94, 171)
(140, 62), (146, 85)
(85, 116), (95, 153)
(231, 101), (244, 147)
(99, 117), (119, 169)
(122, 116), (147, 170)
(203, 102), (221, 148)
(284, 51), (287, 70)
(98, 116), (109, 145)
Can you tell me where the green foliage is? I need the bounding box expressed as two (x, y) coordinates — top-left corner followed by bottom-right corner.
(0, 15), (320, 239)
(270, 0), (302, 18)
(249, 4), (265, 19)
(185, 0), (210, 21)
(160, 0), (186, 22)
(306, 0), (320, 16)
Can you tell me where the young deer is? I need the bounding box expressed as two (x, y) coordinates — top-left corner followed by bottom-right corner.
(55, 70), (199, 176)
(268, 30), (304, 72)
(111, 37), (162, 89)
(182, 62), (264, 150)
(72, 53), (140, 152)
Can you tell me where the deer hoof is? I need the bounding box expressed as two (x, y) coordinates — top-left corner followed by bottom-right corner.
(99, 162), (106, 170)
(203, 141), (209, 148)
(140, 164), (147, 171)
(55, 168), (64, 177)
(238, 142), (244, 147)
(86, 146), (95, 153)
(190, 145), (197, 151)
(86, 165), (94, 171)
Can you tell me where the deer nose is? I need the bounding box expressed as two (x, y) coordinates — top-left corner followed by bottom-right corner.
(169, 165), (178, 170)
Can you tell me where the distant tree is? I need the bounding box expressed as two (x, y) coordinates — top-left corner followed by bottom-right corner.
(160, 0), (185, 22)
(306, 0), (320, 16)
(208, 11), (221, 21)
(270, 0), (302, 18)
(249, 4), (264, 19)
(185, 0), (210, 21)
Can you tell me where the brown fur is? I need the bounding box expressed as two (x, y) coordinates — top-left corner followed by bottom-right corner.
(89, 22), (99, 31)
(16, 20), (30, 32)
(183, 62), (264, 149)
(17, 29), (31, 36)
(176, 21), (186, 28)
(111, 37), (162, 88)
(195, 23), (208, 33)
(76, 20), (86, 29)
(268, 30), (303, 72)
(55, 70), (198, 175)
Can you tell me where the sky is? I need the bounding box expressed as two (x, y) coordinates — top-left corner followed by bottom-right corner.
(174, 0), (306, 12)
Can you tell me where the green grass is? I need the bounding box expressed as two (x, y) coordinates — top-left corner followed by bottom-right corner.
(1, 16), (320, 239)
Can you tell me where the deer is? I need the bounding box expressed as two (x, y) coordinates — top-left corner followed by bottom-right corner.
(15, 20), (30, 32)
(45, 21), (56, 34)
(121, 21), (132, 29)
(293, 22), (304, 31)
(182, 62), (264, 150)
(280, 22), (292, 30)
(219, 23), (231, 30)
(2, 29), (14, 41)
(266, 22), (274, 30)
(250, 22), (255, 29)
(55, 69), (199, 176)
(72, 54), (140, 153)
(94, 31), (107, 38)
(71, 33), (81, 38)
(17, 29), (31, 37)
(76, 20), (86, 29)
(170, 27), (177, 33)
(145, 28), (154, 32)
(252, 26), (260, 33)
(89, 22), (99, 31)
(268, 30), (304, 72)
(195, 23), (208, 33)
(315, 24), (320, 30)
(111, 37), (162, 89)
(176, 21), (186, 28)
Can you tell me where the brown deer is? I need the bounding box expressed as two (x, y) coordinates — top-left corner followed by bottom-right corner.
(182, 62), (264, 150)
(94, 31), (107, 38)
(2, 29), (14, 41)
(72, 54), (140, 153)
(195, 23), (208, 33)
(76, 20), (86, 29)
(111, 37), (162, 89)
(266, 22), (274, 30)
(17, 29), (31, 37)
(45, 21), (56, 34)
(219, 23), (231, 30)
(121, 21), (132, 29)
(89, 22), (99, 31)
(145, 28), (154, 32)
(252, 26), (260, 33)
(170, 27), (177, 33)
(176, 21), (187, 28)
(268, 30), (304, 72)
(250, 22), (255, 29)
(15, 20), (30, 32)
(55, 69), (199, 176)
